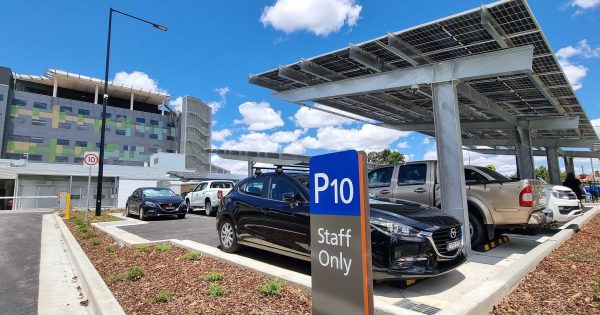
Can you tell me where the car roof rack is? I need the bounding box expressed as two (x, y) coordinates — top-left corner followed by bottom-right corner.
(252, 164), (309, 175)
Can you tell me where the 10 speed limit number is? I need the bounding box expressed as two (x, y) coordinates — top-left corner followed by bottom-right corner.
(83, 152), (99, 167)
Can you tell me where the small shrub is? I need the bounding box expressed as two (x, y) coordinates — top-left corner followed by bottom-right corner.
(83, 231), (97, 239)
(105, 245), (115, 253)
(181, 251), (201, 261)
(133, 251), (144, 258)
(89, 238), (101, 246)
(208, 283), (226, 297)
(152, 290), (172, 304)
(155, 243), (172, 252)
(259, 278), (284, 296)
(202, 272), (224, 282)
(106, 273), (125, 285)
(137, 244), (150, 252)
(126, 266), (145, 281)
(593, 279), (600, 301)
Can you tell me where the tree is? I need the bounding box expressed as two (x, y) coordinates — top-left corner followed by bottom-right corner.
(486, 165), (496, 171)
(535, 166), (550, 183)
(367, 149), (405, 166)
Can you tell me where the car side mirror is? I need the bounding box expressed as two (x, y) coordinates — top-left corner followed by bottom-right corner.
(282, 192), (297, 204)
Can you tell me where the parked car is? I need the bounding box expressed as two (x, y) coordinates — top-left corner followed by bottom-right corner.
(186, 180), (234, 216)
(538, 179), (582, 223)
(368, 162), (545, 249)
(126, 187), (186, 220)
(216, 171), (466, 281)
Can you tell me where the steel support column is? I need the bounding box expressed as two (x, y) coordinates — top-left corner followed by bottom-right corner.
(546, 147), (560, 185)
(432, 81), (471, 252)
(564, 156), (575, 175)
(515, 128), (535, 179)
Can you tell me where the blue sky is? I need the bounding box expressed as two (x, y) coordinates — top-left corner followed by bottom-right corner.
(1, 0), (600, 174)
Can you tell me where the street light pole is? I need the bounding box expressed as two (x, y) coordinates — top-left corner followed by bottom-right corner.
(95, 8), (167, 216)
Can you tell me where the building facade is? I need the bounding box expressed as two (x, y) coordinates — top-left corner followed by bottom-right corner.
(0, 67), (212, 169)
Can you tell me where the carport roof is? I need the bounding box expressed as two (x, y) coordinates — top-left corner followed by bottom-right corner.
(249, 0), (598, 149)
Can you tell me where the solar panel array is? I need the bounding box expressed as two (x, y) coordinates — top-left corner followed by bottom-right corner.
(250, 0), (597, 146)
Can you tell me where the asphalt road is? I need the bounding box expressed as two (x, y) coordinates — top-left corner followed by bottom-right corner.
(0, 211), (47, 315)
(119, 212), (311, 275)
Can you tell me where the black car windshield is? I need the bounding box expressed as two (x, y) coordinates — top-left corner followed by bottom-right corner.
(473, 166), (511, 182)
(290, 174), (309, 189)
(142, 188), (177, 197)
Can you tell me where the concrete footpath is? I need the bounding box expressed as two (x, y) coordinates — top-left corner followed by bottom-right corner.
(0, 210), (89, 315)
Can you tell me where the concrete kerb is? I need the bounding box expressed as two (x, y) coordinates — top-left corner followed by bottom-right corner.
(52, 212), (125, 315)
(438, 206), (600, 315)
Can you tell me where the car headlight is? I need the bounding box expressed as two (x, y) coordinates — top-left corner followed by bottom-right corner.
(143, 201), (159, 208)
(370, 217), (420, 237)
(552, 190), (574, 199)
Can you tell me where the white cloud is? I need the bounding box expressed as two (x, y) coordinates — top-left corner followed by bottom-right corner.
(422, 148), (519, 176)
(234, 101), (284, 131)
(212, 129), (232, 142)
(113, 71), (165, 93)
(569, 0), (600, 13)
(270, 130), (303, 143)
(168, 96), (183, 112)
(211, 155), (248, 175)
(260, 0), (362, 36)
(206, 87), (231, 113)
(294, 104), (375, 128)
(397, 141), (409, 149)
(421, 137), (432, 145)
(591, 118), (600, 137)
(283, 142), (306, 155)
(556, 40), (600, 90)
(300, 124), (410, 152)
(220, 132), (281, 152)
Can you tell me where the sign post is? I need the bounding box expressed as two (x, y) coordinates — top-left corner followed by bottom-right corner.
(309, 150), (374, 315)
(83, 152), (99, 222)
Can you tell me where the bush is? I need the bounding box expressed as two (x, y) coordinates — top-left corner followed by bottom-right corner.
(137, 244), (149, 252)
(181, 251), (201, 261)
(208, 283), (226, 297)
(152, 290), (172, 304)
(126, 266), (145, 281)
(106, 273), (125, 285)
(133, 251), (144, 258)
(83, 231), (97, 239)
(155, 243), (172, 252)
(89, 238), (101, 246)
(202, 272), (224, 282)
(105, 245), (115, 253)
(593, 280), (600, 301)
(259, 278), (284, 296)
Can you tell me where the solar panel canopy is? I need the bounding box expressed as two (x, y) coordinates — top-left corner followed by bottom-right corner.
(249, 0), (598, 148)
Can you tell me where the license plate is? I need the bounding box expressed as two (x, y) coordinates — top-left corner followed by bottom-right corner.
(165, 206), (175, 210)
(446, 240), (461, 251)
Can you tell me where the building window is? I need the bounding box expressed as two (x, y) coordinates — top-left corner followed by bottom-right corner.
(136, 117), (146, 124)
(149, 134), (159, 139)
(102, 112), (112, 119)
(33, 102), (48, 109)
(13, 98), (27, 106)
(32, 119), (47, 126)
(30, 137), (44, 144)
(28, 154), (43, 161)
(154, 157), (159, 164)
(167, 122), (176, 128)
(166, 150), (175, 153)
(149, 148), (158, 154)
(116, 129), (126, 136)
(75, 141), (87, 147)
(95, 142), (101, 149)
(166, 136), (175, 141)
(116, 114), (127, 121)
(59, 106), (72, 113)
(74, 157), (83, 164)
(8, 135), (30, 142)
(150, 119), (159, 126)
(78, 109), (90, 116)
(135, 131), (145, 138)
(59, 122), (71, 129)
(57, 139), (70, 145)
(131, 145), (137, 151)
(55, 156), (69, 163)
(123, 145), (129, 151)
(76, 124), (88, 131)
(0, 94), (4, 101)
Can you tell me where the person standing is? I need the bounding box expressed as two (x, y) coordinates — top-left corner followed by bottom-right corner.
(562, 172), (586, 200)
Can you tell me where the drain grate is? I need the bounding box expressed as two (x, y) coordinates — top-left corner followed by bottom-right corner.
(394, 299), (441, 315)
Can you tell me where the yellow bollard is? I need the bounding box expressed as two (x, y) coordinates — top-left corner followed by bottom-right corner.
(65, 193), (71, 220)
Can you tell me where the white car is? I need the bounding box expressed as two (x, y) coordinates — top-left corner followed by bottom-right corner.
(539, 180), (582, 223)
(185, 180), (234, 216)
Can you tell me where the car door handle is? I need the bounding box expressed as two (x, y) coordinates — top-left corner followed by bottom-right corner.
(379, 190), (391, 195)
(414, 188), (427, 193)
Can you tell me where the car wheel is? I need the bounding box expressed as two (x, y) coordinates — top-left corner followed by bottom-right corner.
(469, 212), (485, 250)
(125, 204), (130, 217)
(218, 218), (239, 253)
(139, 208), (145, 221)
(177, 213), (186, 219)
(205, 200), (213, 216)
(186, 200), (193, 213)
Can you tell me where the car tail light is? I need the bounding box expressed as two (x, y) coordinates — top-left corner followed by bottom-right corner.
(218, 190), (223, 205)
(520, 185), (533, 207)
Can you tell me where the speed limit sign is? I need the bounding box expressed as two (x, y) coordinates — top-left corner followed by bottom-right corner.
(83, 151), (100, 167)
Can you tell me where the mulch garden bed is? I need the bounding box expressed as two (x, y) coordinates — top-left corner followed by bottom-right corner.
(65, 211), (311, 314)
(492, 212), (600, 315)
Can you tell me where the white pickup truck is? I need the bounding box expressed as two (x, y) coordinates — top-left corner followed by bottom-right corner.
(185, 180), (234, 216)
(368, 161), (545, 249)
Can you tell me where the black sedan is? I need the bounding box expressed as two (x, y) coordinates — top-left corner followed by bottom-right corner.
(216, 172), (466, 281)
(126, 187), (186, 220)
